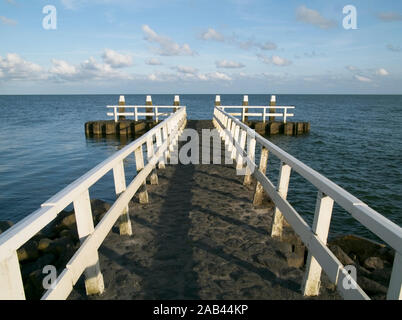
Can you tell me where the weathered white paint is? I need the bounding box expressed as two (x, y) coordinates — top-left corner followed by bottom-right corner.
(213, 107), (401, 300)
(271, 162), (292, 239)
(174, 95), (180, 103)
(271, 95), (276, 103)
(387, 252), (402, 300)
(215, 95), (221, 103)
(0, 251), (25, 300)
(119, 95), (125, 103)
(253, 147), (269, 206)
(236, 129), (247, 171)
(147, 135), (158, 185)
(146, 95), (152, 103)
(243, 135), (256, 185)
(73, 190), (104, 295)
(113, 161), (132, 236)
(302, 191), (334, 296)
(243, 95), (248, 103)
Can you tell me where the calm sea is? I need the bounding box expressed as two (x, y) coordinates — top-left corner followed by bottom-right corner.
(0, 94), (401, 241)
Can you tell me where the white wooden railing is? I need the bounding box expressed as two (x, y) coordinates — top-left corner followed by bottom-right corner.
(213, 106), (402, 300)
(107, 106), (183, 122)
(219, 106), (295, 123)
(0, 107), (187, 300)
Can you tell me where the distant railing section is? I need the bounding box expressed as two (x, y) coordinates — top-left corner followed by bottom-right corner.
(219, 106), (295, 123)
(107, 105), (184, 122)
(0, 107), (187, 300)
(213, 106), (402, 300)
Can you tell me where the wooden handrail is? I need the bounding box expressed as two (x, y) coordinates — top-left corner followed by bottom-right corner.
(213, 106), (402, 300)
(0, 107), (187, 300)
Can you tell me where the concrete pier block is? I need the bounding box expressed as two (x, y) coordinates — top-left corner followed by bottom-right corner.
(284, 122), (294, 136)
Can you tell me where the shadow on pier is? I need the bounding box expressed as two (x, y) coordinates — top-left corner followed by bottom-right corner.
(68, 120), (339, 300)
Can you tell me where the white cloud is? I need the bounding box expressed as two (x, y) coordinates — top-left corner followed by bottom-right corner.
(376, 68), (389, 76)
(377, 12), (402, 22)
(354, 75), (372, 82)
(49, 56), (132, 81)
(346, 65), (358, 72)
(200, 28), (225, 42)
(102, 49), (132, 68)
(145, 58), (162, 65)
(0, 53), (43, 80)
(142, 24), (196, 56)
(258, 41), (277, 50)
(296, 5), (336, 29)
(257, 54), (292, 66)
(174, 65), (198, 75)
(216, 60), (245, 69)
(0, 16), (17, 26)
(271, 55), (292, 66)
(206, 72), (232, 81)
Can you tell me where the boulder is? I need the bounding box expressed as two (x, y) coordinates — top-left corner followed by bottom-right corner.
(329, 235), (392, 265)
(0, 220), (14, 234)
(358, 276), (387, 296)
(17, 241), (39, 262)
(363, 256), (384, 271)
(328, 244), (355, 266)
(38, 238), (53, 252)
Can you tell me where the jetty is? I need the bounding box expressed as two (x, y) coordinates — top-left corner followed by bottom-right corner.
(0, 97), (401, 300)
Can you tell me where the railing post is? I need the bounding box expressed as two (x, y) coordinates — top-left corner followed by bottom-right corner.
(263, 107), (266, 124)
(156, 128), (165, 169)
(387, 252), (402, 300)
(253, 147), (269, 205)
(284, 107), (287, 124)
(243, 95), (248, 122)
(118, 95), (126, 121)
(146, 95), (153, 121)
(236, 129), (247, 171)
(114, 106), (118, 123)
(73, 190), (104, 295)
(135, 106), (138, 121)
(302, 191), (334, 296)
(113, 161), (133, 236)
(215, 95), (221, 107)
(155, 106), (159, 122)
(243, 134), (256, 185)
(242, 107), (245, 122)
(271, 162), (292, 239)
(231, 125), (240, 160)
(0, 251), (25, 300)
(269, 95), (276, 122)
(174, 95), (180, 112)
(147, 135), (158, 185)
(135, 146), (149, 204)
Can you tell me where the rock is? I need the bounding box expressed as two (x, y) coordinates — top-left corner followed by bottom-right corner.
(0, 220), (14, 234)
(358, 276), (387, 296)
(47, 236), (75, 256)
(21, 253), (57, 278)
(329, 235), (390, 265)
(329, 244), (355, 266)
(60, 213), (76, 229)
(91, 199), (111, 222)
(363, 257), (384, 271)
(38, 238), (53, 251)
(17, 241), (39, 262)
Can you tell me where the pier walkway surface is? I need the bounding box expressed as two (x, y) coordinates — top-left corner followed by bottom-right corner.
(69, 120), (339, 300)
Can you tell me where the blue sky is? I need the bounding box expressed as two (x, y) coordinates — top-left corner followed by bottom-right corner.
(0, 0), (401, 94)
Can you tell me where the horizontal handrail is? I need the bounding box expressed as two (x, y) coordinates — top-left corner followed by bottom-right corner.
(219, 105), (295, 123)
(106, 105), (185, 122)
(0, 107), (187, 299)
(213, 106), (402, 300)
